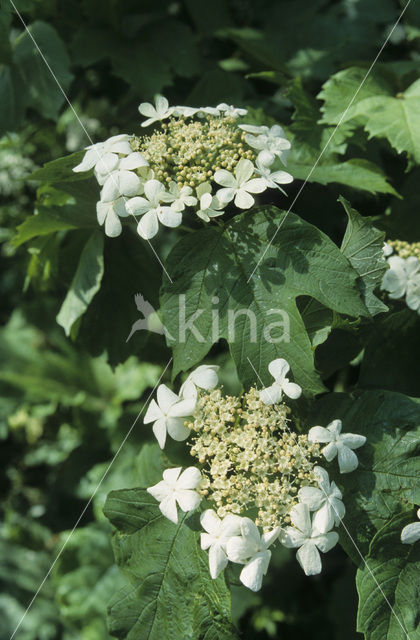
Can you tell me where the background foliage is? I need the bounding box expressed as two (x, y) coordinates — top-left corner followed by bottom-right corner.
(1, 0), (419, 638)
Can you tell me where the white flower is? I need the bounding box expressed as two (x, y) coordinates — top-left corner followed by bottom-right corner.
(126, 179), (182, 239)
(298, 466), (345, 533)
(214, 158), (266, 209)
(226, 518), (280, 591)
(147, 466), (202, 524)
(241, 124), (291, 167)
(96, 198), (130, 238)
(195, 183), (225, 221)
(381, 256), (410, 299)
(308, 419), (366, 474)
(216, 103), (248, 117)
(280, 503), (339, 576)
(200, 510), (242, 579)
(259, 358), (302, 405)
(143, 384), (196, 448)
(94, 151), (148, 185)
(180, 364), (219, 400)
(161, 181), (197, 211)
(401, 508), (420, 544)
(138, 95), (174, 127)
(73, 134), (132, 173)
(255, 158), (293, 193)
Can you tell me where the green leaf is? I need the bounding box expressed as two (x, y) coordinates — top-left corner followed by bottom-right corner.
(13, 21), (73, 119)
(299, 298), (333, 348)
(339, 196), (388, 316)
(0, 65), (26, 135)
(287, 158), (398, 196)
(160, 207), (369, 394)
(356, 511), (420, 640)
(57, 231), (104, 337)
(28, 152), (87, 183)
(12, 208), (80, 247)
(104, 488), (238, 640)
(310, 390), (420, 559)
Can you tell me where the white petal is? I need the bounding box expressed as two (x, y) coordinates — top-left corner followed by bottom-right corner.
(308, 426), (334, 444)
(166, 417), (191, 441)
(234, 189), (254, 209)
(327, 419), (342, 436)
(257, 149), (275, 166)
(312, 503), (334, 534)
(152, 418), (167, 449)
(322, 441), (338, 462)
(337, 445), (359, 473)
(119, 152), (148, 170)
(96, 201), (110, 226)
(200, 509), (221, 536)
(190, 365), (219, 390)
(179, 379), (198, 401)
(314, 531), (339, 553)
(101, 174), (119, 202)
(235, 159), (254, 184)
(259, 384), (282, 405)
(200, 192), (213, 210)
(221, 514), (243, 538)
(138, 102), (156, 118)
(271, 170), (293, 184)
(125, 196), (150, 215)
(143, 399), (163, 424)
(214, 169), (236, 188)
(95, 152), (119, 175)
(216, 187), (235, 204)
(296, 541), (322, 576)
(239, 551), (271, 592)
(137, 210), (159, 239)
(73, 148), (98, 172)
(144, 179), (164, 203)
(147, 480), (170, 502)
(240, 518), (261, 547)
(298, 486), (324, 511)
(339, 433), (366, 450)
(244, 178), (267, 194)
(290, 503), (312, 536)
(157, 384), (180, 412)
(176, 488), (201, 513)
(226, 536), (254, 564)
(177, 466), (202, 489)
(155, 94), (169, 114)
(168, 397), (196, 418)
(162, 467), (182, 484)
(104, 205), (122, 237)
(118, 170), (141, 197)
(159, 495), (179, 523)
(282, 380), (302, 400)
(313, 466), (330, 491)
(158, 207), (182, 228)
(262, 526), (281, 548)
(268, 358), (290, 382)
(208, 544), (228, 579)
(401, 522), (420, 544)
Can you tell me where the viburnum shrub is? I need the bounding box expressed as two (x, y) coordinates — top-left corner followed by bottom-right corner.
(25, 88), (420, 640)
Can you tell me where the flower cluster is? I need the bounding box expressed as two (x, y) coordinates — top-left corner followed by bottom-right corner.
(144, 358), (366, 590)
(73, 95), (293, 239)
(381, 242), (420, 314)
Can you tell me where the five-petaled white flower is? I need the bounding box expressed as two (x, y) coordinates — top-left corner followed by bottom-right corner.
(308, 419), (366, 474)
(195, 183), (225, 221)
(255, 158), (293, 193)
(280, 503), (339, 576)
(200, 510), (242, 579)
(139, 95), (174, 127)
(143, 384), (196, 449)
(216, 103), (248, 117)
(298, 466), (345, 533)
(147, 466), (202, 524)
(162, 181), (198, 211)
(401, 508), (420, 544)
(126, 179), (182, 239)
(226, 518), (280, 592)
(73, 134), (132, 173)
(240, 124), (291, 167)
(180, 364), (219, 400)
(214, 159), (266, 209)
(259, 358), (302, 405)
